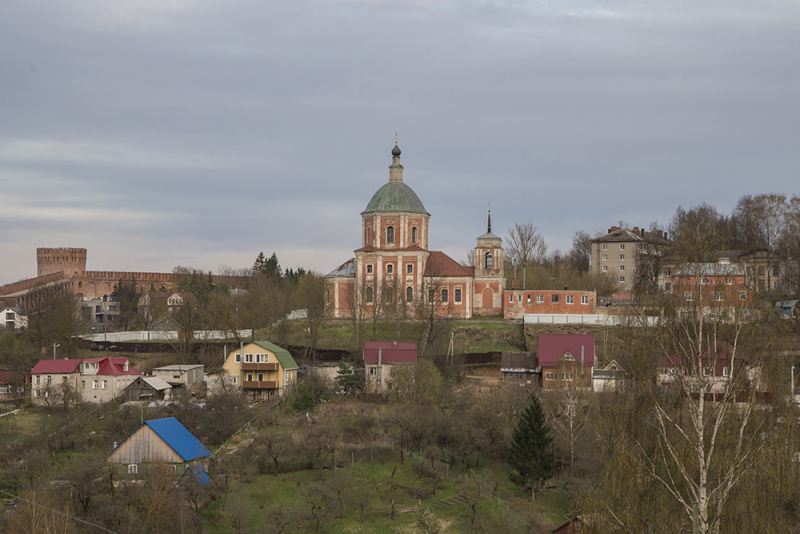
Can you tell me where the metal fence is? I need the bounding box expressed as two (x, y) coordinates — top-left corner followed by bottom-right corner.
(80, 330), (253, 342)
(523, 314), (661, 326)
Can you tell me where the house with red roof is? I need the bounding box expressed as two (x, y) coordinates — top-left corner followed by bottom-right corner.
(537, 334), (595, 389)
(363, 341), (418, 394)
(30, 356), (141, 405)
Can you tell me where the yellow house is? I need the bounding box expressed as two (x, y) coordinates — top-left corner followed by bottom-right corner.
(222, 341), (299, 400)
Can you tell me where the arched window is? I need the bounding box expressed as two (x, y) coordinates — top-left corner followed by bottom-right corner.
(485, 251), (493, 271)
(411, 227), (418, 244)
(366, 286), (374, 303)
(441, 289), (449, 303)
(386, 264), (394, 274)
(406, 286), (413, 302)
(387, 226), (395, 244)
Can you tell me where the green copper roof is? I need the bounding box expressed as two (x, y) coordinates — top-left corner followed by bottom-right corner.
(253, 341), (298, 370)
(362, 181), (429, 215)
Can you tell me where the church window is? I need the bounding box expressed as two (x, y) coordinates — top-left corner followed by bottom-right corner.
(428, 288), (435, 302)
(485, 252), (493, 271)
(366, 264), (373, 274)
(455, 288), (462, 303)
(406, 264), (413, 274)
(441, 289), (449, 303)
(325, 289), (330, 303)
(406, 286), (413, 302)
(386, 264), (394, 274)
(411, 227), (418, 244)
(387, 226), (395, 244)
(386, 288), (393, 304)
(366, 286), (374, 303)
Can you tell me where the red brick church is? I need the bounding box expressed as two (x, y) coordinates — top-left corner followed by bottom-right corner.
(326, 144), (506, 320)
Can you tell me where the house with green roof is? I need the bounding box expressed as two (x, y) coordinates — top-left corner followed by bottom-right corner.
(221, 341), (298, 400)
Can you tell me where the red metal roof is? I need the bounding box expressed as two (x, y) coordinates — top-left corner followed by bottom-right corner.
(363, 341), (418, 364)
(31, 359), (81, 374)
(423, 251), (471, 277)
(31, 357), (140, 377)
(538, 334), (595, 367)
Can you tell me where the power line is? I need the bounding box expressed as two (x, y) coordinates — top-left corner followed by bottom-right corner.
(0, 490), (118, 534)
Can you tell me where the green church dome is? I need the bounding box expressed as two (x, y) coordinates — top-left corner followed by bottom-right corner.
(362, 181), (429, 215)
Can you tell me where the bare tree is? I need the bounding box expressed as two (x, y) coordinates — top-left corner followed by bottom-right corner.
(734, 193), (788, 290)
(295, 272), (327, 364)
(506, 222), (548, 270)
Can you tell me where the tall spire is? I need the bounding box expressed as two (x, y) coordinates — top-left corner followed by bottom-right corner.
(488, 202), (492, 233)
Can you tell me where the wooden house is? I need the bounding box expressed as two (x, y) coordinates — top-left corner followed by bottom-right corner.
(500, 351), (539, 385)
(121, 376), (172, 402)
(538, 334), (595, 390)
(106, 416), (212, 483)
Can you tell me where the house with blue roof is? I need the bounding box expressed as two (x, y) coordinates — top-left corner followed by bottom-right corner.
(106, 416), (212, 484)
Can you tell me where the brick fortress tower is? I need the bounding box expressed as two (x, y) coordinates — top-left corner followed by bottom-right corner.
(37, 247), (87, 277)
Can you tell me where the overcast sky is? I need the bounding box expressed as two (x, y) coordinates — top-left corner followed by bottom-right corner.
(2, 0), (799, 285)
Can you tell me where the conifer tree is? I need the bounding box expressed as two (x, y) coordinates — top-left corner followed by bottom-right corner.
(509, 392), (555, 502)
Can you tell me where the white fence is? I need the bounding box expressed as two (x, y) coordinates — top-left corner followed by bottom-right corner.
(81, 330), (253, 343)
(523, 314), (661, 326)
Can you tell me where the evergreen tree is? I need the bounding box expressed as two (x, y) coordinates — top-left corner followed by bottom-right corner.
(335, 362), (361, 394)
(253, 251), (283, 278)
(508, 392), (555, 502)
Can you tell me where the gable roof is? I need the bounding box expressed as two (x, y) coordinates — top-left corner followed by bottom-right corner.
(363, 341), (418, 364)
(538, 334), (595, 367)
(31, 357), (141, 377)
(143, 417), (212, 462)
(424, 251), (472, 277)
(252, 341), (299, 370)
(31, 359), (81, 374)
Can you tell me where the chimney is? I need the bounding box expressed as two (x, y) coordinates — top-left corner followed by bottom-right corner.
(633, 227), (639, 234)
(641, 228), (645, 237)
(664, 232), (668, 240)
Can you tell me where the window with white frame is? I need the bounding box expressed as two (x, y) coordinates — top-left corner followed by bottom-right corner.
(518, 294), (522, 303)
(46, 375), (52, 385)
(366, 286), (374, 303)
(566, 295), (574, 304)
(102, 380), (107, 390)
(441, 289), (449, 303)
(723, 367), (730, 377)
(701, 277), (710, 285)
(92, 380), (98, 390)
(602, 255), (608, 261)
(581, 295), (589, 305)
(551, 294), (559, 303)
(620, 244), (625, 250)
(235, 353), (241, 363)
(740, 291), (747, 301)
(406, 286), (413, 302)
(128, 464), (138, 474)
(526, 295), (531, 304)
(619, 254), (625, 260)
(620, 276), (625, 282)
(386, 264), (394, 274)
(713, 291), (723, 301)
(428, 288), (435, 302)
(366, 264), (373, 274)
(619, 265), (625, 271)
(725, 277), (733, 285)
(561, 373), (573, 381)
(602, 244), (607, 250)
(454, 288), (462, 303)
(603, 266), (608, 272)
(509, 294), (513, 303)
(407, 264), (413, 274)
(245, 354), (253, 363)
(537, 294), (544, 303)
(684, 292), (694, 301)
(545, 372), (556, 380)
(386, 226), (395, 243)
(703, 367), (711, 376)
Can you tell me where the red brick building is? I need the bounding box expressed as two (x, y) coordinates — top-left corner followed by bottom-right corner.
(503, 289), (597, 320)
(326, 144), (506, 320)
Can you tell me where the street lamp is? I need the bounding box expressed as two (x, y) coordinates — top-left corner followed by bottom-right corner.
(53, 343), (61, 359)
